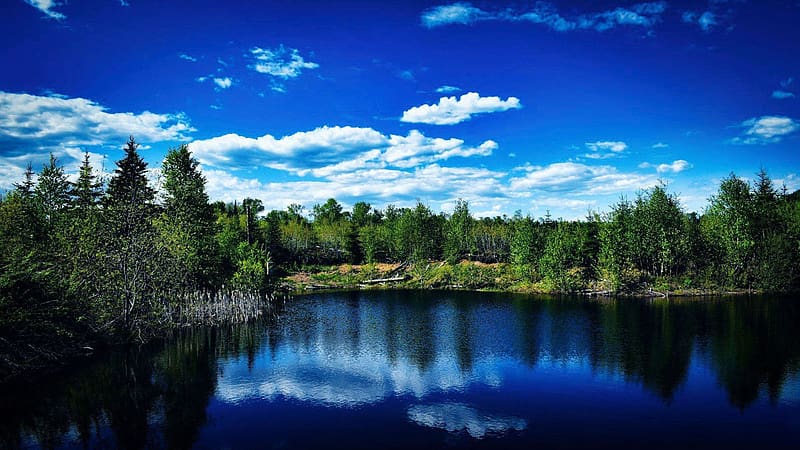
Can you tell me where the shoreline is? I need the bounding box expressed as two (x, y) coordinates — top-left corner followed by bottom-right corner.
(275, 261), (764, 299)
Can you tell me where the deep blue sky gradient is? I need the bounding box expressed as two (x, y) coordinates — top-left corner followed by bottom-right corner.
(2, 0), (799, 218)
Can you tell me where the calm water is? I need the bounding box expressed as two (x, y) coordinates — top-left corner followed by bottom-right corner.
(2, 291), (799, 449)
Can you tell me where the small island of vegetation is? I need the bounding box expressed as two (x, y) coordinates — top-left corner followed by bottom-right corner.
(1, 137), (798, 382)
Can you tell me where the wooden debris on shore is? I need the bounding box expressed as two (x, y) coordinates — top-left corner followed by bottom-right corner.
(361, 275), (408, 285)
(578, 289), (613, 296)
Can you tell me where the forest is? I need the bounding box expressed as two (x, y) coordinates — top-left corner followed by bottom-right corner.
(1, 136), (799, 380)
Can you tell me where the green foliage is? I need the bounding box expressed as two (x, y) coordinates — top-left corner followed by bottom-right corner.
(538, 221), (590, 292)
(393, 202), (443, 261)
(4, 144), (800, 379)
(159, 145), (220, 289)
(99, 137), (167, 338)
(443, 199), (474, 263)
(231, 243), (272, 292)
(359, 224), (392, 263)
(472, 217), (512, 262)
(69, 152), (103, 210)
(627, 185), (688, 278)
(34, 153), (71, 226)
(510, 214), (543, 268)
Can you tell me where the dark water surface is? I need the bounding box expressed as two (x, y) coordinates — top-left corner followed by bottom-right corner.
(2, 291), (799, 449)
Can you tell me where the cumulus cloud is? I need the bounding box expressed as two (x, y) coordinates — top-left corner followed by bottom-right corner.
(682, 11), (717, 31)
(639, 159), (692, 173)
(178, 53), (197, 62)
(408, 403), (526, 438)
(583, 141), (627, 159)
(652, 142), (669, 149)
(0, 91), (193, 190)
(733, 116), (799, 144)
(25, 0), (65, 20)
(401, 92), (521, 125)
(202, 164), (507, 213)
(189, 126), (497, 176)
(508, 162), (658, 195)
(249, 45), (319, 79)
(421, 1), (667, 32)
(0, 91), (194, 151)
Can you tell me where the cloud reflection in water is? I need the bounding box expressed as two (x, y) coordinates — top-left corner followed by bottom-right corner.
(408, 402), (527, 438)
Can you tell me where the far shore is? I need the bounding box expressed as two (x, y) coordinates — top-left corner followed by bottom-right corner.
(275, 261), (766, 299)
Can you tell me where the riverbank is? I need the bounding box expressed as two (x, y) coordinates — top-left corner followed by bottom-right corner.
(0, 290), (280, 385)
(276, 261), (756, 298)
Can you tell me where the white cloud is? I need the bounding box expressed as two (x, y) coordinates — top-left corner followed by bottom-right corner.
(0, 148), (110, 191)
(421, 2), (487, 28)
(682, 11), (717, 31)
(652, 142), (669, 148)
(583, 140), (627, 159)
(0, 91), (194, 150)
(733, 116), (799, 144)
(585, 141), (627, 153)
(249, 45), (319, 79)
(772, 90), (795, 99)
(0, 91), (192, 191)
(189, 126), (497, 176)
(178, 53), (197, 62)
(25, 0), (65, 20)
(408, 403), (526, 438)
(436, 85), (462, 94)
(421, 1), (667, 32)
(401, 92), (521, 125)
(533, 197), (597, 210)
(197, 76), (234, 90)
(201, 164), (507, 213)
(0, 91), (195, 189)
(640, 160), (692, 173)
(508, 162), (658, 195)
(213, 77), (233, 89)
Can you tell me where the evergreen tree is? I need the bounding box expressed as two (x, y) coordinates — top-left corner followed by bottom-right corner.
(100, 136), (164, 339)
(105, 136), (155, 209)
(34, 153), (71, 226)
(70, 152), (103, 210)
(159, 144), (220, 289)
(13, 162), (36, 199)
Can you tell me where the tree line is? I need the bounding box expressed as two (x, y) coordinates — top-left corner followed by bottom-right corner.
(1, 137), (799, 375)
(251, 169), (799, 294)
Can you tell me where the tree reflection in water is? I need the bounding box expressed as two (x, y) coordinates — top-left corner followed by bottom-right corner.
(0, 292), (798, 449)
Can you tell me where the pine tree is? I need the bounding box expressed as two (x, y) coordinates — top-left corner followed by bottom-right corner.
(159, 144), (219, 288)
(13, 162), (36, 199)
(70, 152), (103, 210)
(100, 136), (163, 338)
(34, 153), (71, 225)
(105, 136), (155, 209)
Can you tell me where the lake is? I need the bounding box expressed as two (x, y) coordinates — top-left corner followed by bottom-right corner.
(2, 290), (799, 449)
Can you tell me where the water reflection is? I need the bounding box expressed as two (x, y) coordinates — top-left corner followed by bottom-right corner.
(1, 292), (798, 449)
(407, 403), (527, 438)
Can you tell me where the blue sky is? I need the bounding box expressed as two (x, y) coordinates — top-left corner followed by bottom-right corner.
(1, 0), (799, 219)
